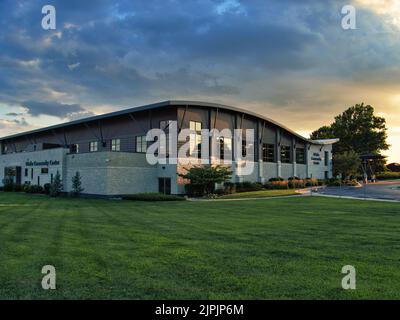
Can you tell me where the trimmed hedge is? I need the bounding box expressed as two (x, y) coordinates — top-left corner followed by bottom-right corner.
(122, 193), (186, 201)
(376, 172), (400, 180)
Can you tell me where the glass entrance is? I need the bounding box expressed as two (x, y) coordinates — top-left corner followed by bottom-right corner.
(158, 178), (171, 195)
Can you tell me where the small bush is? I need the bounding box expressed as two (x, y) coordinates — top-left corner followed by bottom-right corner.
(269, 177), (284, 182)
(265, 181), (289, 190)
(326, 178), (341, 187)
(288, 179), (305, 189)
(3, 178), (14, 192)
(185, 184), (204, 197)
(25, 185), (44, 194)
(343, 179), (359, 187)
(214, 189), (226, 196)
(13, 184), (22, 192)
(305, 178), (318, 187)
(235, 182), (263, 193)
(223, 182), (236, 194)
(122, 193), (186, 201)
(43, 183), (51, 195)
(376, 172), (400, 180)
(288, 176), (300, 181)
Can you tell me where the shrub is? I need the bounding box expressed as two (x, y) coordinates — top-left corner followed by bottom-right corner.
(317, 179), (326, 186)
(122, 193), (186, 201)
(269, 177), (284, 182)
(235, 182), (263, 193)
(214, 189), (226, 196)
(288, 176), (300, 181)
(25, 185), (44, 194)
(185, 183), (204, 197)
(265, 181), (289, 190)
(344, 179), (359, 187)
(13, 184), (22, 192)
(50, 172), (63, 197)
(376, 172), (400, 180)
(223, 182), (236, 194)
(288, 179), (305, 189)
(43, 183), (51, 195)
(305, 178), (318, 187)
(326, 178), (342, 186)
(3, 178), (14, 192)
(71, 171), (84, 197)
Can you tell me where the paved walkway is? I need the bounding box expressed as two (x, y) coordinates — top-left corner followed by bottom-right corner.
(316, 180), (400, 202)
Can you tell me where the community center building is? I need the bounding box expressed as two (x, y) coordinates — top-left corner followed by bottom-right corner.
(0, 101), (337, 196)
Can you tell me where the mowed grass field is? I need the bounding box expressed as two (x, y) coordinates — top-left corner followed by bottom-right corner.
(0, 192), (399, 299)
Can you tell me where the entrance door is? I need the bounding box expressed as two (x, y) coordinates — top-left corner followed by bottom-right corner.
(158, 178), (171, 195)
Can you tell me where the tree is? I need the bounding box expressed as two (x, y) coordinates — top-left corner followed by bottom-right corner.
(311, 103), (389, 155)
(71, 171), (84, 197)
(311, 103), (389, 176)
(179, 165), (232, 196)
(333, 150), (360, 179)
(49, 171), (63, 197)
(310, 125), (334, 140)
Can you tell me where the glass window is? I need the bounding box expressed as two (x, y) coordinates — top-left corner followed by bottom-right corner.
(296, 148), (306, 164)
(325, 151), (329, 166)
(25, 168), (28, 177)
(41, 168), (49, 174)
(262, 144), (275, 162)
(136, 136), (147, 153)
(189, 121), (202, 159)
(160, 120), (174, 132)
(89, 141), (98, 152)
(111, 139), (121, 152)
(70, 144), (79, 153)
(242, 140), (247, 157)
(280, 145), (291, 163)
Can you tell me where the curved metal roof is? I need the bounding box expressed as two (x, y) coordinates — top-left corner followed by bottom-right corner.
(0, 100), (338, 145)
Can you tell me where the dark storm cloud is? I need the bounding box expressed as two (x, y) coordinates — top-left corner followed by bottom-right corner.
(0, 0), (327, 110)
(21, 101), (85, 118)
(0, 0), (399, 119)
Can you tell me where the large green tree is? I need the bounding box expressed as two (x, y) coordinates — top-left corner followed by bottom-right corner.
(311, 103), (389, 155)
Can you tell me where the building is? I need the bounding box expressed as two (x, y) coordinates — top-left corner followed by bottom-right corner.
(0, 101), (338, 196)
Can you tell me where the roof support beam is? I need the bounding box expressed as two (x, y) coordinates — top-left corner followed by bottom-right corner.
(128, 113), (147, 133)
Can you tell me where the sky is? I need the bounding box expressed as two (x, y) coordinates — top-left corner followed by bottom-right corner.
(0, 0), (399, 162)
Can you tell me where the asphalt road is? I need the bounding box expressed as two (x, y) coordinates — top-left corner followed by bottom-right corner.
(317, 181), (400, 201)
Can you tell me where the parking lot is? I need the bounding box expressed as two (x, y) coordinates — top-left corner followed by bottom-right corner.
(317, 181), (400, 201)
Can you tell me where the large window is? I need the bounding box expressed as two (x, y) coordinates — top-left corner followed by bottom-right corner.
(189, 121), (202, 159)
(242, 140), (247, 157)
(325, 151), (329, 166)
(111, 139), (121, 152)
(89, 141), (98, 152)
(160, 120), (174, 132)
(296, 148), (306, 164)
(262, 143), (275, 162)
(70, 144), (79, 154)
(41, 168), (49, 174)
(136, 136), (147, 153)
(280, 145), (291, 163)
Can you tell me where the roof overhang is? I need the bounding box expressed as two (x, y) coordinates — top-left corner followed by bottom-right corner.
(0, 100), (338, 146)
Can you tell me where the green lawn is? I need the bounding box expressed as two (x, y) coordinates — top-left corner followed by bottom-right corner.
(219, 189), (297, 199)
(0, 192), (400, 299)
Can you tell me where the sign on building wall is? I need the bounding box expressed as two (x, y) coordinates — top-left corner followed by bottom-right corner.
(25, 160), (60, 167)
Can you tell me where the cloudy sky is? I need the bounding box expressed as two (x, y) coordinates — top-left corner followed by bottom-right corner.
(0, 0), (399, 162)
